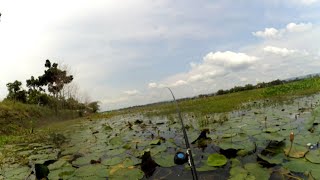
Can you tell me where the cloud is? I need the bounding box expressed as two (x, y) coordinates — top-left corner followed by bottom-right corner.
(148, 82), (158, 89)
(286, 22), (313, 32)
(253, 22), (313, 39)
(203, 51), (258, 70)
(252, 28), (282, 38)
(297, 0), (319, 5)
(263, 46), (297, 56)
(123, 89), (140, 96)
(147, 51), (258, 89)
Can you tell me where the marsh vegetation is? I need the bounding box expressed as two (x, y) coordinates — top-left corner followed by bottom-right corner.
(1, 77), (320, 179)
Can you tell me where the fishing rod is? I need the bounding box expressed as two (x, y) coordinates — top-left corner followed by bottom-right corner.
(167, 87), (198, 180)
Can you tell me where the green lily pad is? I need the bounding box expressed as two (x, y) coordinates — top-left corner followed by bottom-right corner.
(122, 157), (140, 167)
(264, 127), (280, 133)
(229, 166), (248, 180)
(261, 132), (285, 142)
(109, 165), (144, 180)
(109, 136), (124, 146)
(196, 164), (217, 172)
(207, 153), (227, 167)
(150, 145), (167, 156)
(107, 148), (126, 156)
(283, 158), (319, 173)
(48, 159), (71, 171)
(154, 153), (175, 167)
(4, 166), (30, 179)
(48, 166), (76, 179)
(306, 150), (320, 164)
(73, 164), (108, 178)
(244, 163), (270, 180)
(257, 153), (284, 164)
(284, 144), (309, 158)
(102, 156), (123, 166)
(150, 139), (161, 145)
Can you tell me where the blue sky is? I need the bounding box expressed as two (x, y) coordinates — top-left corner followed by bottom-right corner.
(0, 0), (320, 110)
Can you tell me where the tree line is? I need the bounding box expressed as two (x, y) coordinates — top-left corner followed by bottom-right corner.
(4, 60), (99, 114)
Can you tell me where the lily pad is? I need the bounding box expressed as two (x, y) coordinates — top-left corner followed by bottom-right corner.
(306, 150), (320, 164)
(195, 164), (217, 172)
(283, 158), (319, 173)
(229, 166), (248, 180)
(257, 153), (284, 165)
(102, 156), (123, 166)
(207, 153), (227, 167)
(73, 164), (108, 178)
(244, 163), (270, 180)
(283, 144), (309, 158)
(150, 139), (161, 145)
(154, 153), (175, 167)
(109, 165), (144, 180)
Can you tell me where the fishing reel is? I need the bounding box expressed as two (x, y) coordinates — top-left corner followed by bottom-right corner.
(174, 151), (189, 165)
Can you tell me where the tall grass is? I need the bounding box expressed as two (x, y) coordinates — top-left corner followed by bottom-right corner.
(0, 100), (79, 135)
(105, 77), (320, 116)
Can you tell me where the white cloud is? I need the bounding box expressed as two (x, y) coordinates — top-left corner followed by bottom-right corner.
(252, 28), (282, 38)
(203, 51), (258, 70)
(172, 80), (187, 87)
(253, 22), (313, 39)
(263, 46), (297, 56)
(123, 89), (139, 96)
(286, 22), (313, 32)
(298, 0), (319, 5)
(148, 82), (158, 89)
(147, 51), (258, 90)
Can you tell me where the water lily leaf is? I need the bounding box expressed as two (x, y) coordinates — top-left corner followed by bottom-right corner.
(264, 127), (280, 133)
(48, 159), (71, 170)
(73, 164), (108, 178)
(150, 139), (161, 145)
(106, 148), (126, 156)
(222, 133), (237, 138)
(72, 155), (99, 167)
(244, 163), (270, 180)
(150, 145), (167, 156)
(310, 169), (320, 180)
(207, 153), (227, 167)
(4, 166), (30, 179)
(122, 157), (140, 167)
(229, 166), (248, 180)
(154, 153), (175, 167)
(257, 153), (284, 164)
(102, 156), (123, 166)
(283, 158), (319, 173)
(262, 133), (285, 142)
(196, 164), (217, 172)
(306, 150), (320, 164)
(48, 166), (76, 179)
(283, 144), (309, 158)
(244, 129), (261, 136)
(109, 165), (144, 180)
(109, 136), (124, 146)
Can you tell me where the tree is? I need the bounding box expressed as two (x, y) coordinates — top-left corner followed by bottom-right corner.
(6, 80), (27, 103)
(39, 60), (74, 98)
(87, 101), (100, 113)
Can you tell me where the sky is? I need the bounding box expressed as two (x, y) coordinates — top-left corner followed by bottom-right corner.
(0, 0), (320, 111)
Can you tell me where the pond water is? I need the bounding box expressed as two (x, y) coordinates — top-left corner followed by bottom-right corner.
(1, 94), (320, 179)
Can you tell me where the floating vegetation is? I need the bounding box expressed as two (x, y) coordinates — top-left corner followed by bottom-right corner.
(1, 94), (320, 179)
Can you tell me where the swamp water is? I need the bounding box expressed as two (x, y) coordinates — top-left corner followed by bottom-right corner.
(1, 94), (320, 179)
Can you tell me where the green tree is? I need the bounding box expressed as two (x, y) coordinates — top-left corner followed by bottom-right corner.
(39, 60), (73, 98)
(87, 101), (100, 113)
(6, 80), (27, 103)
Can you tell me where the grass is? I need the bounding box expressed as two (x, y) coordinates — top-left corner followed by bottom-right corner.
(0, 100), (80, 136)
(103, 77), (320, 117)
